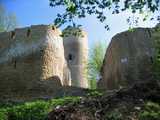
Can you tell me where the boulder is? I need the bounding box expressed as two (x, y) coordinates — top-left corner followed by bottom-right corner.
(98, 27), (157, 90)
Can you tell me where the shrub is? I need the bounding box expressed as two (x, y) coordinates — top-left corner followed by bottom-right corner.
(87, 90), (103, 97)
(105, 110), (123, 120)
(0, 109), (7, 120)
(139, 102), (160, 120)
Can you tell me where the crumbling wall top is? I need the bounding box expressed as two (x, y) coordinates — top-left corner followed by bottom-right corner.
(0, 24), (62, 64)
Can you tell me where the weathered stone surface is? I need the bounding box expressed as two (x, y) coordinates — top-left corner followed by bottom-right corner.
(98, 27), (156, 90)
(0, 25), (90, 101)
(0, 25), (71, 101)
(63, 27), (89, 88)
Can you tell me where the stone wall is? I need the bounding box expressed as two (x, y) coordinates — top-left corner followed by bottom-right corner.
(63, 27), (89, 88)
(98, 27), (156, 90)
(0, 25), (71, 101)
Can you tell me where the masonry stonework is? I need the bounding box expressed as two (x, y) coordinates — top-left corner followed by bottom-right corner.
(98, 26), (158, 90)
(63, 27), (89, 88)
(0, 25), (72, 101)
(0, 25), (89, 101)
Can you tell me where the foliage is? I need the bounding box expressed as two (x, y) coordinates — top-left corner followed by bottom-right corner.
(86, 90), (103, 97)
(152, 25), (160, 79)
(61, 25), (84, 37)
(49, 0), (160, 28)
(89, 78), (97, 89)
(0, 109), (7, 120)
(105, 110), (123, 120)
(0, 4), (17, 32)
(128, 27), (136, 32)
(139, 102), (160, 120)
(88, 41), (106, 89)
(0, 96), (80, 120)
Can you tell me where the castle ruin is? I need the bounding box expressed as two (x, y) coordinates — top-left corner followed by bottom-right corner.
(63, 27), (88, 88)
(98, 26), (157, 90)
(0, 25), (88, 101)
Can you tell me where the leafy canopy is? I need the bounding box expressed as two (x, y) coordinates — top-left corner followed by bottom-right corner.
(88, 41), (106, 89)
(49, 0), (160, 28)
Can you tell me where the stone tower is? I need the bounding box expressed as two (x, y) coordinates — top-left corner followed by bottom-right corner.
(0, 25), (71, 100)
(63, 27), (88, 88)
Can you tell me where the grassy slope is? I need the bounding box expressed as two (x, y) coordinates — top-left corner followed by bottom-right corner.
(47, 80), (160, 120)
(0, 97), (80, 120)
(0, 80), (159, 120)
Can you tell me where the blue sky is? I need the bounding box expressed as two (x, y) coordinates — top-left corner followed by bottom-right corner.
(1, 0), (159, 48)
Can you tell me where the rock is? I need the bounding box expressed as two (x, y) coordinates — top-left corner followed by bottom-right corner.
(98, 26), (157, 90)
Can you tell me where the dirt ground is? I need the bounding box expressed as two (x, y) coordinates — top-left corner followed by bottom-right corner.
(47, 80), (160, 120)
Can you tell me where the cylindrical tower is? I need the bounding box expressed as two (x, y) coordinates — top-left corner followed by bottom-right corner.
(63, 27), (88, 88)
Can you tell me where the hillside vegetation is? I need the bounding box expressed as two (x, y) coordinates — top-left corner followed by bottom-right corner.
(0, 97), (80, 120)
(0, 80), (159, 120)
(47, 80), (160, 120)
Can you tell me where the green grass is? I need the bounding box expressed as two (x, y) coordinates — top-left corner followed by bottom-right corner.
(0, 96), (80, 120)
(0, 95), (159, 120)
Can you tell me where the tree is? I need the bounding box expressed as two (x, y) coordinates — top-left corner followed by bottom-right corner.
(88, 41), (106, 89)
(0, 4), (17, 32)
(49, 0), (160, 28)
